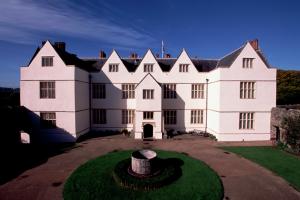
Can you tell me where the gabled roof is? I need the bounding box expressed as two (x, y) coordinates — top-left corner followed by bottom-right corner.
(156, 58), (177, 72)
(135, 73), (161, 89)
(191, 59), (219, 72)
(121, 58), (142, 72)
(216, 45), (245, 68)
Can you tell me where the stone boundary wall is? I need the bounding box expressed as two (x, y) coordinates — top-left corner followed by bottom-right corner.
(271, 106), (300, 140)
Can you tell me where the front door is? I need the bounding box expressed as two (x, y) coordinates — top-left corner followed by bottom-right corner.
(143, 124), (153, 138)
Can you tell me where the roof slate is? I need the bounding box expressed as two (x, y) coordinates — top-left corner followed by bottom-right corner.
(216, 46), (245, 68)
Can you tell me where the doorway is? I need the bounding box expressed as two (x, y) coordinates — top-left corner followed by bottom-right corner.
(143, 124), (153, 138)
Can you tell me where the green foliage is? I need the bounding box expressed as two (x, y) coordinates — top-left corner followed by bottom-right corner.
(277, 70), (300, 105)
(63, 150), (223, 200)
(222, 146), (300, 191)
(281, 114), (300, 153)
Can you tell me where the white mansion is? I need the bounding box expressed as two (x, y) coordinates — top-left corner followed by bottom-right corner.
(20, 40), (276, 143)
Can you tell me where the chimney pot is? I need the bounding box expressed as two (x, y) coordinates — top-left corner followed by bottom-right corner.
(130, 53), (138, 58)
(155, 53), (160, 58)
(99, 50), (106, 58)
(54, 42), (66, 51)
(249, 39), (259, 50)
(164, 53), (171, 58)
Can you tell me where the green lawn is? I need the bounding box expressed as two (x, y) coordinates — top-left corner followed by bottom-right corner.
(221, 146), (300, 191)
(63, 150), (223, 200)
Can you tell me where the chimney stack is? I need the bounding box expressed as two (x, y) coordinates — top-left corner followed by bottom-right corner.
(155, 53), (160, 58)
(249, 39), (259, 50)
(130, 53), (138, 59)
(164, 53), (171, 58)
(54, 42), (66, 51)
(99, 50), (106, 58)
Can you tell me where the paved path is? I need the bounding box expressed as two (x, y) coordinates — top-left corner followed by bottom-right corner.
(0, 135), (299, 200)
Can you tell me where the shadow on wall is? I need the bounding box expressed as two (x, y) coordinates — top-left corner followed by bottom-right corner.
(162, 88), (185, 138)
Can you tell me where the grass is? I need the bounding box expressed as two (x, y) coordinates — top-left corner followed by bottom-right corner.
(63, 150), (223, 200)
(221, 146), (300, 191)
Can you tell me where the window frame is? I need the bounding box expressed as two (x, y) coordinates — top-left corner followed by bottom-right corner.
(122, 109), (134, 124)
(163, 84), (176, 99)
(164, 110), (177, 125)
(122, 84), (135, 99)
(92, 109), (107, 124)
(40, 112), (56, 129)
(179, 64), (189, 72)
(191, 84), (204, 99)
(144, 63), (154, 72)
(239, 112), (254, 129)
(242, 58), (254, 68)
(143, 89), (154, 99)
(92, 83), (106, 99)
(143, 111), (154, 120)
(240, 81), (255, 99)
(191, 110), (204, 124)
(41, 56), (54, 67)
(109, 64), (119, 72)
(40, 81), (55, 99)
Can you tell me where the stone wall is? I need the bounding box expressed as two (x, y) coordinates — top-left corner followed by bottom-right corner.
(271, 106), (300, 141)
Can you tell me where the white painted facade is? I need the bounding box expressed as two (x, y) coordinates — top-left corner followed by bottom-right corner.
(20, 40), (276, 143)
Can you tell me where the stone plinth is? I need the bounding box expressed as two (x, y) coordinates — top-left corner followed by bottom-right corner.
(131, 149), (157, 175)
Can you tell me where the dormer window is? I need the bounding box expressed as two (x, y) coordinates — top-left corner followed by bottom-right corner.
(109, 64), (119, 72)
(144, 64), (153, 72)
(42, 56), (53, 67)
(179, 64), (189, 72)
(243, 58), (254, 68)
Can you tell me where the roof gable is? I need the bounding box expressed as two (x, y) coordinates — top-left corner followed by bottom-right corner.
(135, 73), (161, 89)
(170, 49), (198, 73)
(217, 45), (245, 68)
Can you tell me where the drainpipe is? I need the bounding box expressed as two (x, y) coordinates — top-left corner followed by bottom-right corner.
(89, 74), (92, 132)
(205, 78), (209, 133)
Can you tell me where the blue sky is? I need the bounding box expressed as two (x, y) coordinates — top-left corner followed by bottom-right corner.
(0, 0), (299, 87)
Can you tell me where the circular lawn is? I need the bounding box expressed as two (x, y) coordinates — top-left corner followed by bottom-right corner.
(63, 150), (223, 200)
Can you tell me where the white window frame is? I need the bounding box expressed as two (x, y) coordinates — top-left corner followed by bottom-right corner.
(191, 110), (204, 124)
(144, 64), (154, 72)
(163, 84), (176, 99)
(92, 83), (106, 99)
(240, 82), (255, 99)
(40, 112), (56, 129)
(41, 56), (53, 67)
(143, 89), (154, 99)
(109, 64), (119, 72)
(191, 84), (204, 99)
(164, 110), (177, 125)
(40, 81), (55, 99)
(122, 84), (135, 99)
(143, 111), (154, 120)
(92, 109), (106, 124)
(179, 64), (189, 72)
(239, 112), (254, 129)
(122, 109), (134, 124)
(242, 58), (254, 68)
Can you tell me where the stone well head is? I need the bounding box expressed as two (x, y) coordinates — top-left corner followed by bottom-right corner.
(131, 149), (157, 175)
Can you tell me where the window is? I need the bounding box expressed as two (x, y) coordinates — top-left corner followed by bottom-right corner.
(163, 84), (176, 99)
(122, 84), (135, 99)
(41, 56), (53, 67)
(143, 112), (154, 120)
(144, 64), (153, 72)
(92, 83), (105, 99)
(40, 81), (55, 99)
(143, 89), (154, 99)
(243, 58), (254, 68)
(179, 64), (189, 72)
(239, 112), (254, 129)
(191, 84), (204, 99)
(122, 110), (134, 124)
(92, 109), (106, 124)
(191, 110), (204, 124)
(240, 82), (255, 99)
(109, 64), (119, 72)
(40, 112), (56, 129)
(164, 110), (177, 124)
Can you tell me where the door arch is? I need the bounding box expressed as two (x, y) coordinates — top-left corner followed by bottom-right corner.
(143, 124), (153, 138)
